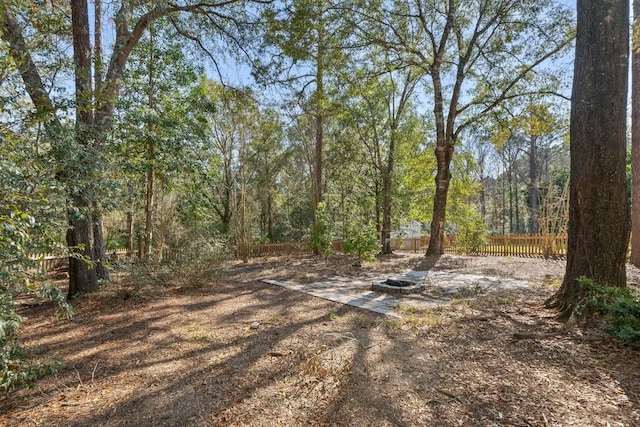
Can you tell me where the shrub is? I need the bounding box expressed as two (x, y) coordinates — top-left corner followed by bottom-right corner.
(309, 202), (333, 259)
(167, 233), (231, 287)
(454, 216), (487, 254)
(0, 155), (72, 390)
(575, 277), (640, 347)
(343, 220), (379, 264)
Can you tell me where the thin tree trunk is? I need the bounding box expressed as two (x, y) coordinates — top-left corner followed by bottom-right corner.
(380, 127), (397, 255)
(93, 203), (109, 280)
(94, 0), (103, 94)
(514, 161), (520, 233)
(145, 144), (154, 258)
(501, 163), (506, 235)
(312, 6), (325, 255)
(529, 135), (540, 234)
(313, 71), (324, 238)
(91, 0), (108, 280)
(548, 0), (630, 318)
(267, 191), (274, 241)
(478, 152), (486, 221)
(374, 179), (381, 235)
(157, 183), (166, 261)
(631, 0), (640, 266)
(144, 24), (155, 259)
(381, 172), (393, 254)
(380, 71), (416, 254)
(508, 162), (514, 233)
(126, 211), (134, 253)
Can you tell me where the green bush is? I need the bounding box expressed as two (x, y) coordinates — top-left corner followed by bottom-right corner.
(309, 202), (333, 259)
(343, 220), (379, 264)
(575, 276), (640, 347)
(0, 156), (71, 390)
(454, 216), (487, 254)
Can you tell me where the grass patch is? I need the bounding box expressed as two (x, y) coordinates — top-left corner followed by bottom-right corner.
(397, 303), (448, 330)
(186, 321), (211, 342)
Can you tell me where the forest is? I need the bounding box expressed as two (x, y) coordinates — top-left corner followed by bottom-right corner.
(1, 0), (639, 425)
(1, 0), (575, 285)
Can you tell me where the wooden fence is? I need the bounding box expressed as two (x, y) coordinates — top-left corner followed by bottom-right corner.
(238, 234), (570, 259)
(481, 234), (568, 258)
(29, 234), (569, 271)
(236, 241), (345, 258)
(30, 247), (182, 273)
(28, 253), (69, 273)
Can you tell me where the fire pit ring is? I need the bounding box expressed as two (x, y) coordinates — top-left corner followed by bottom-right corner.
(371, 278), (424, 294)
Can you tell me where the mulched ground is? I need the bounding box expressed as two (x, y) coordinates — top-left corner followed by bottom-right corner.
(1, 253), (639, 426)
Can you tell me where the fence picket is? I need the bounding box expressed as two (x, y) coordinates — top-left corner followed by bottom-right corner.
(28, 234), (583, 269)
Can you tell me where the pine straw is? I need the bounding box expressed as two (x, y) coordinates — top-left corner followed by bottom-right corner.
(1, 254), (639, 426)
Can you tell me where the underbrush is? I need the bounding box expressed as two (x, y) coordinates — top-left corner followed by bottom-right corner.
(576, 277), (640, 347)
(112, 236), (231, 294)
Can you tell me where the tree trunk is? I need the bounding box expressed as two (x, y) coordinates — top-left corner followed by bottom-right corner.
(144, 24), (155, 259)
(94, 0), (103, 95)
(126, 211), (134, 253)
(91, 0), (108, 279)
(66, 193), (98, 297)
(380, 171), (393, 254)
(529, 135), (540, 234)
(267, 191), (274, 241)
(0, 7), (59, 126)
(219, 164), (233, 234)
(68, 0), (99, 297)
(478, 151), (486, 220)
(374, 179), (381, 236)
(501, 163), (506, 235)
(548, 0), (630, 318)
(312, 74), (324, 253)
(426, 66), (454, 256)
(631, 0), (640, 266)
(93, 203), (109, 280)
(427, 141), (454, 255)
(311, 10), (325, 255)
(380, 127), (397, 255)
(145, 143), (154, 258)
(508, 158), (514, 233)
(514, 161), (520, 233)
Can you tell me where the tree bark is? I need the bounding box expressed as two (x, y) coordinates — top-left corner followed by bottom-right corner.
(427, 141), (454, 255)
(425, 1), (456, 256)
(144, 24), (155, 259)
(126, 211), (134, 253)
(380, 71), (417, 255)
(68, 0), (98, 297)
(528, 135), (540, 234)
(380, 170), (393, 254)
(0, 6), (59, 127)
(631, 0), (640, 266)
(311, 4), (326, 255)
(145, 141), (155, 258)
(93, 204), (109, 280)
(548, 0), (630, 318)
(91, 0), (108, 279)
(66, 193), (98, 296)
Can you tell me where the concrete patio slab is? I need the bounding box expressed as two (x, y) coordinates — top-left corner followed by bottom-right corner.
(262, 270), (531, 318)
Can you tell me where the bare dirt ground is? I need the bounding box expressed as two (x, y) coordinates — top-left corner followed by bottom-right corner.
(2, 253), (640, 426)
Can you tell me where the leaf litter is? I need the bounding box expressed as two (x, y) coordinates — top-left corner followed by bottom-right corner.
(0, 253), (639, 426)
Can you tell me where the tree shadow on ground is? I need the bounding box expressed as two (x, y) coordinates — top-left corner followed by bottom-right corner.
(2, 257), (638, 426)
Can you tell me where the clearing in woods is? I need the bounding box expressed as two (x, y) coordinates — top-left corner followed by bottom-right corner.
(1, 253), (639, 426)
